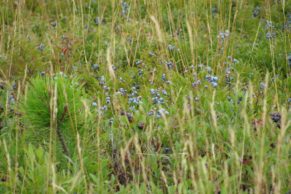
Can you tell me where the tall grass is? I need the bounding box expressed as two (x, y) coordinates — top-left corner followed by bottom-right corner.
(0, 0), (290, 193)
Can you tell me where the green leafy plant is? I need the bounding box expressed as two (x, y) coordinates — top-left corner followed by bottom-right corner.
(21, 74), (84, 160)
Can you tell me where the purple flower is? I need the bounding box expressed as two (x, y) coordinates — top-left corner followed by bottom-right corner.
(287, 53), (291, 67)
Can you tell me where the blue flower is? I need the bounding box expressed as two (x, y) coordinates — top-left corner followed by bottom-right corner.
(211, 82), (218, 88)
(106, 96), (111, 104)
(162, 73), (167, 81)
(253, 6), (260, 17)
(135, 60), (143, 66)
(92, 102), (97, 107)
(50, 21), (57, 27)
(166, 61), (174, 69)
(118, 88), (127, 95)
(91, 64), (99, 71)
(156, 108), (169, 118)
(287, 53), (291, 67)
(265, 20), (274, 29)
(162, 90), (167, 95)
(37, 43), (45, 52)
(94, 17), (104, 25)
(192, 80), (201, 87)
(167, 44), (176, 51)
(121, 1), (129, 16)
(266, 32), (276, 40)
(150, 88), (157, 95)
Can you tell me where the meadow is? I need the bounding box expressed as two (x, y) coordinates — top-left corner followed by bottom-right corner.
(0, 0), (290, 193)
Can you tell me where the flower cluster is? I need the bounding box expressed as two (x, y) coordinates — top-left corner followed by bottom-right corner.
(217, 30), (230, 41)
(206, 75), (218, 88)
(150, 88), (165, 105)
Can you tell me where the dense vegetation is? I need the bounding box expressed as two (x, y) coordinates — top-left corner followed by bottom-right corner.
(0, 0), (290, 193)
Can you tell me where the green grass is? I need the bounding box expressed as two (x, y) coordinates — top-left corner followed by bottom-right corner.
(0, 0), (290, 193)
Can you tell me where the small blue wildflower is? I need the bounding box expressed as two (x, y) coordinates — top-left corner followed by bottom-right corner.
(167, 44), (176, 51)
(135, 60), (143, 66)
(94, 17), (103, 25)
(192, 80), (201, 87)
(37, 43), (45, 52)
(138, 69), (143, 76)
(265, 20), (274, 29)
(92, 102), (97, 107)
(119, 88), (127, 95)
(119, 77), (125, 82)
(162, 73), (167, 81)
(152, 96), (164, 104)
(156, 108), (169, 118)
(50, 21), (57, 27)
(266, 32), (276, 40)
(148, 110), (154, 116)
(162, 90), (167, 95)
(112, 65), (117, 71)
(225, 67), (231, 75)
(287, 53), (291, 67)
(106, 96), (111, 104)
(233, 57), (239, 63)
(149, 51), (156, 57)
(218, 30), (230, 40)
(100, 105), (108, 111)
(91, 64), (99, 71)
(128, 96), (141, 105)
(237, 97), (243, 104)
(166, 61), (174, 69)
(253, 6), (260, 17)
(212, 76), (218, 82)
(109, 117), (114, 126)
(9, 95), (15, 104)
(211, 82), (218, 88)
(121, 1), (129, 16)
(99, 76), (105, 85)
(150, 88), (157, 95)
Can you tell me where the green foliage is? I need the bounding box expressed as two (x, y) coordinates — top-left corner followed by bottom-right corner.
(20, 75), (84, 163)
(0, 0), (290, 193)
(22, 75), (83, 129)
